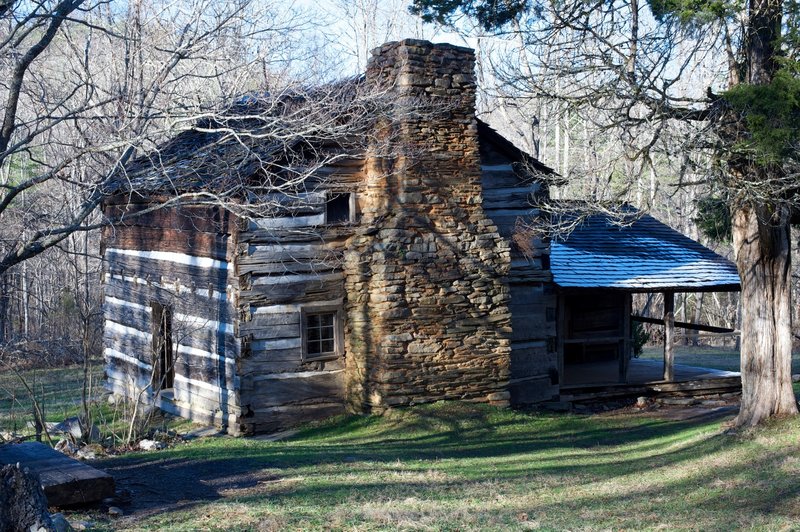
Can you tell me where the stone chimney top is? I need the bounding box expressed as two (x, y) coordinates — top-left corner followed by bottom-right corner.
(366, 39), (477, 96)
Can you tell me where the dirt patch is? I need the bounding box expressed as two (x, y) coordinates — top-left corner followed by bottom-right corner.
(567, 394), (741, 423)
(588, 400), (740, 423)
(93, 451), (284, 523)
(636, 405), (739, 422)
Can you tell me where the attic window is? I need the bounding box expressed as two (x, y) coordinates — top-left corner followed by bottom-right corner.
(325, 192), (353, 224)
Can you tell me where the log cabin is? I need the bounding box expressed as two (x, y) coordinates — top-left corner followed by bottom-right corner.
(101, 39), (741, 435)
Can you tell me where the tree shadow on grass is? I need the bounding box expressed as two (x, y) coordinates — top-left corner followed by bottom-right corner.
(232, 447), (800, 530)
(98, 404), (750, 523)
(120, 428), (800, 529)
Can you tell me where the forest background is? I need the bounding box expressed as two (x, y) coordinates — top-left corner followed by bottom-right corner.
(0, 0), (759, 398)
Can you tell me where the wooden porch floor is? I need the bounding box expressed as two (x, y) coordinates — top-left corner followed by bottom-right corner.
(627, 359), (739, 384)
(560, 358), (741, 401)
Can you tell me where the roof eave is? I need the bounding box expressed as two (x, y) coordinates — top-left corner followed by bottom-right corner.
(554, 283), (741, 293)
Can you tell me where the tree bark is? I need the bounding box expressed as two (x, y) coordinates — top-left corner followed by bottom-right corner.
(0, 464), (54, 532)
(746, 0), (781, 85)
(732, 202), (798, 427)
(0, 273), (7, 344)
(727, 0), (798, 427)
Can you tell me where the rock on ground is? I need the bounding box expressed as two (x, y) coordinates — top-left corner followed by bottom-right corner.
(52, 418), (101, 443)
(138, 439), (166, 451)
(49, 513), (73, 532)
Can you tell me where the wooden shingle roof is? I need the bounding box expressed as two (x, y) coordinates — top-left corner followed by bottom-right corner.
(110, 124), (289, 195)
(550, 209), (740, 292)
(108, 80), (365, 197)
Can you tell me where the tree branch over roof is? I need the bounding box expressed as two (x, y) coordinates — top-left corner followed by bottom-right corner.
(0, 0), (342, 276)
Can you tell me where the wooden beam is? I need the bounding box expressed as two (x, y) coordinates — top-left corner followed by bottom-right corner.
(563, 336), (627, 344)
(663, 291), (675, 381)
(631, 315), (735, 334)
(557, 294), (566, 390)
(677, 332), (740, 339)
(0, 442), (115, 506)
(621, 294), (632, 383)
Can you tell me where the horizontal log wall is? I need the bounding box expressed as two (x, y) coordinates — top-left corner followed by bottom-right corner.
(102, 200), (242, 432)
(105, 201), (237, 234)
(480, 164), (549, 266)
(480, 150), (557, 405)
(234, 166), (360, 434)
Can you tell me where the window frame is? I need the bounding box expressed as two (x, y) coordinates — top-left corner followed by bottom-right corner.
(301, 306), (343, 362)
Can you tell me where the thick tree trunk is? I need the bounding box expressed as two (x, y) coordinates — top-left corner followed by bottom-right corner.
(732, 202), (798, 427)
(727, 0), (797, 427)
(0, 464), (54, 531)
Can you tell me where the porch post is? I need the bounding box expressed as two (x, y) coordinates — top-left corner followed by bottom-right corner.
(663, 290), (675, 381)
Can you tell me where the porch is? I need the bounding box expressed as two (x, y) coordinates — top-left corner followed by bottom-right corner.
(559, 358), (741, 402)
(549, 207), (742, 401)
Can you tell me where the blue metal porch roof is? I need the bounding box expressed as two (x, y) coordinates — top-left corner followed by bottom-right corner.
(550, 211), (740, 292)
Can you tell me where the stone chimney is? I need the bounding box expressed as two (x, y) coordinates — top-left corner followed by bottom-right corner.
(344, 40), (512, 411)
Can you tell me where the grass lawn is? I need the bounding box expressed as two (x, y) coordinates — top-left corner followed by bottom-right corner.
(0, 363), (106, 435)
(639, 344), (800, 374)
(74, 402), (800, 531)
(0, 362), (195, 442)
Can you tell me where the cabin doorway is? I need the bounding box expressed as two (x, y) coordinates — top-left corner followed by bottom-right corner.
(560, 291), (631, 386)
(151, 301), (175, 391)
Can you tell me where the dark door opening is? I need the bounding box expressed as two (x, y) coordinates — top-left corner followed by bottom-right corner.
(561, 291), (630, 386)
(151, 301), (174, 391)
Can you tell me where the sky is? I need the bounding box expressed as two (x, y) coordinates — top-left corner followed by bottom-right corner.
(300, 0), (473, 75)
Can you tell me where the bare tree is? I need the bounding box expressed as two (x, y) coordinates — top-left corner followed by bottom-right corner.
(0, 0), (316, 277)
(0, 0), (329, 362)
(0, 0), (421, 441)
(0, 2), (406, 441)
(323, 0), (438, 74)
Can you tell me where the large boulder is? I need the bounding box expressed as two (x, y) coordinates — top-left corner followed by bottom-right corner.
(0, 463), (54, 532)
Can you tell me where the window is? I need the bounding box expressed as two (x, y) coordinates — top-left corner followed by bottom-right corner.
(303, 310), (341, 361)
(325, 192), (353, 224)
